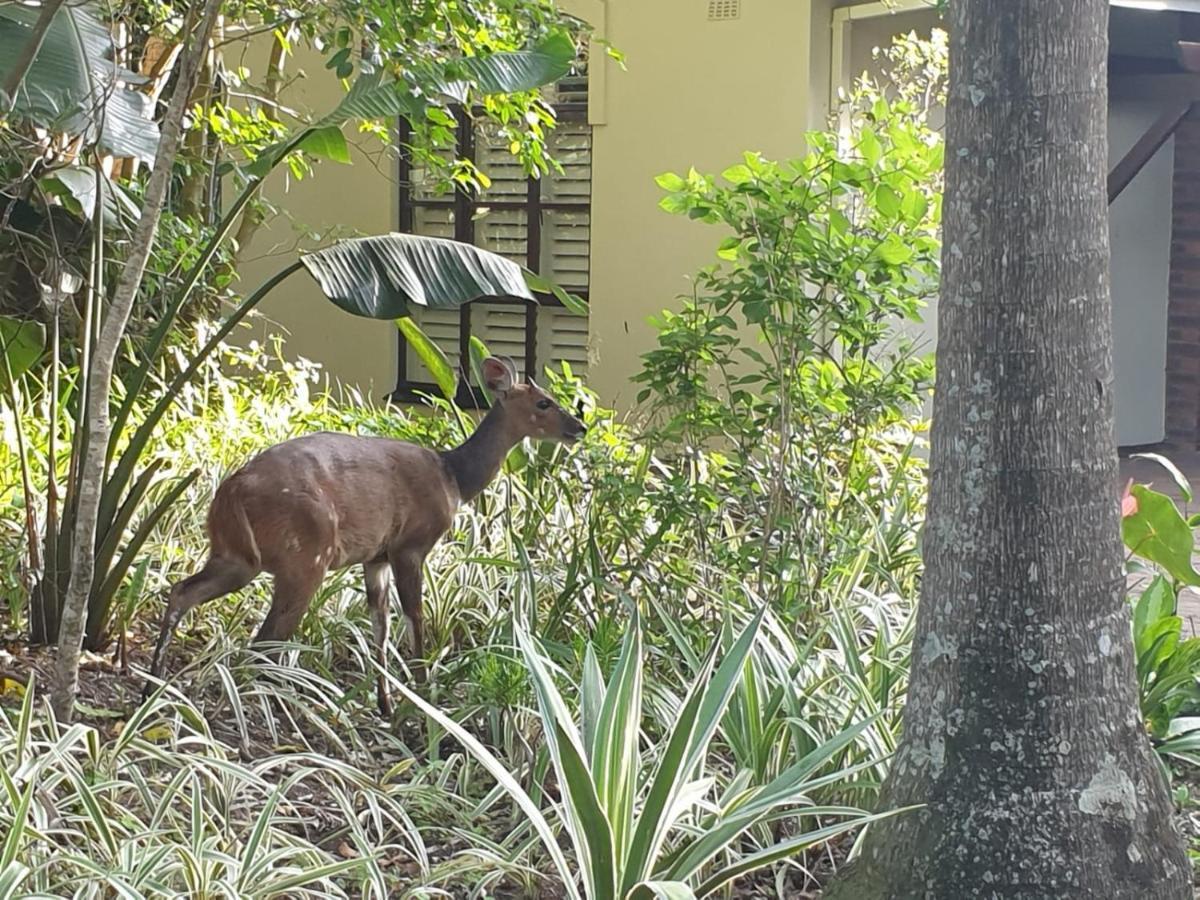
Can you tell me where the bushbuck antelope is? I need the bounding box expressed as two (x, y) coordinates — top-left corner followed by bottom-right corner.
(145, 356), (586, 715)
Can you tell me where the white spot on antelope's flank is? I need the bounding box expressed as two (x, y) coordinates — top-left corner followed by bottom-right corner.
(1078, 756), (1137, 822)
(281, 488), (290, 494)
(1098, 631), (1112, 656)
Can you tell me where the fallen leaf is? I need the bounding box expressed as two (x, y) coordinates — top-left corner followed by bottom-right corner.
(337, 842), (357, 859)
(141, 724), (173, 742)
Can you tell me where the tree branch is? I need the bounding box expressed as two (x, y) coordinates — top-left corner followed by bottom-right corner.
(229, 28), (289, 265)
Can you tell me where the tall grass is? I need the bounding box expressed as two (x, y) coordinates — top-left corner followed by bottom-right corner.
(0, 677), (430, 897)
(0, 327), (927, 897)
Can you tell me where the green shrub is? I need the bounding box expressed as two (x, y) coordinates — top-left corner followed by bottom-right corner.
(1120, 455), (1200, 769)
(632, 36), (943, 620)
(395, 607), (904, 899)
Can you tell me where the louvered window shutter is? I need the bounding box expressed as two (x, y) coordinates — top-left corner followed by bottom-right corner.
(397, 65), (592, 398)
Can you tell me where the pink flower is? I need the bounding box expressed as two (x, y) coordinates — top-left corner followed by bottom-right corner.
(1121, 478), (1138, 518)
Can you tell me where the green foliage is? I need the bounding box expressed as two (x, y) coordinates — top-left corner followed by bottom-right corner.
(634, 36), (941, 618)
(245, 30), (577, 181)
(0, 2), (160, 162)
(1123, 483), (1200, 586)
(0, 674), (436, 897)
(1121, 456), (1200, 770)
(0, 316), (44, 386)
(395, 608), (899, 899)
(17, 223), (547, 648)
(0, 25), (953, 897)
(1, 0), (584, 653)
(1131, 576), (1200, 741)
(0, 333), (923, 894)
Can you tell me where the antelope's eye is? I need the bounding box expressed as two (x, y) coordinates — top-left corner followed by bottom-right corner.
(536, 399), (553, 410)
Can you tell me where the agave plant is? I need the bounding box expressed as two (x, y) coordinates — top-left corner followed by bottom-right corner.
(395, 605), (906, 899)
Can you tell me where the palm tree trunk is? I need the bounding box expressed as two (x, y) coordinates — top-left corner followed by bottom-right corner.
(824, 1), (1191, 896)
(49, 0), (223, 721)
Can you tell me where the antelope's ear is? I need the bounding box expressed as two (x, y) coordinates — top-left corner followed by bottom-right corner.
(497, 355), (520, 383)
(482, 356), (515, 396)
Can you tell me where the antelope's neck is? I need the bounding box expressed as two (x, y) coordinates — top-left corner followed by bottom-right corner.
(439, 405), (521, 502)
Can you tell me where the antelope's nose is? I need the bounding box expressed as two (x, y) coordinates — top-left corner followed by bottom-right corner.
(567, 418), (587, 441)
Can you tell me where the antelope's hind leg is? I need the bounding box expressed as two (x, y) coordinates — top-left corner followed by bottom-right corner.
(391, 551), (427, 683)
(363, 561), (394, 717)
(145, 557), (257, 698)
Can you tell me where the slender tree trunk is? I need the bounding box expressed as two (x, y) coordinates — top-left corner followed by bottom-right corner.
(178, 21), (218, 221)
(50, 0), (223, 721)
(824, 1), (1190, 896)
(228, 29), (288, 267)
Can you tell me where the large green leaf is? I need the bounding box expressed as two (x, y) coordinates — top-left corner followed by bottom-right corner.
(396, 317), (457, 402)
(1122, 484), (1200, 586)
(295, 125), (351, 165)
(433, 31), (577, 98)
(300, 233), (534, 319)
(581, 644), (606, 763)
(247, 32), (576, 179)
(621, 643), (719, 894)
(0, 316), (45, 388)
(329, 31), (574, 122)
(1133, 575), (1174, 647)
(592, 616), (642, 871)
(40, 166), (141, 228)
(0, 2), (159, 163)
(517, 625), (616, 900)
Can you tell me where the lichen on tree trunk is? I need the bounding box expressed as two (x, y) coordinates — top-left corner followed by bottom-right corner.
(823, 1), (1191, 896)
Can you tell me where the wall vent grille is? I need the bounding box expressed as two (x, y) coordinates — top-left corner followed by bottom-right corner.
(707, 0), (740, 22)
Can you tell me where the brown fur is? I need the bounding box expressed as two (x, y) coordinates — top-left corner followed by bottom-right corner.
(145, 356), (585, 715)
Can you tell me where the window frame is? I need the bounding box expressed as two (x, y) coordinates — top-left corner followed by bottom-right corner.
(393, 102), (591, 407)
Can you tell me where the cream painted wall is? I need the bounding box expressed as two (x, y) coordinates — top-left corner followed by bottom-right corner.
(584, 0), (816, 406)
(233, 42), (398, 400)
(238, 2), (819, 408)
(1109, 99), (1174, 446)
